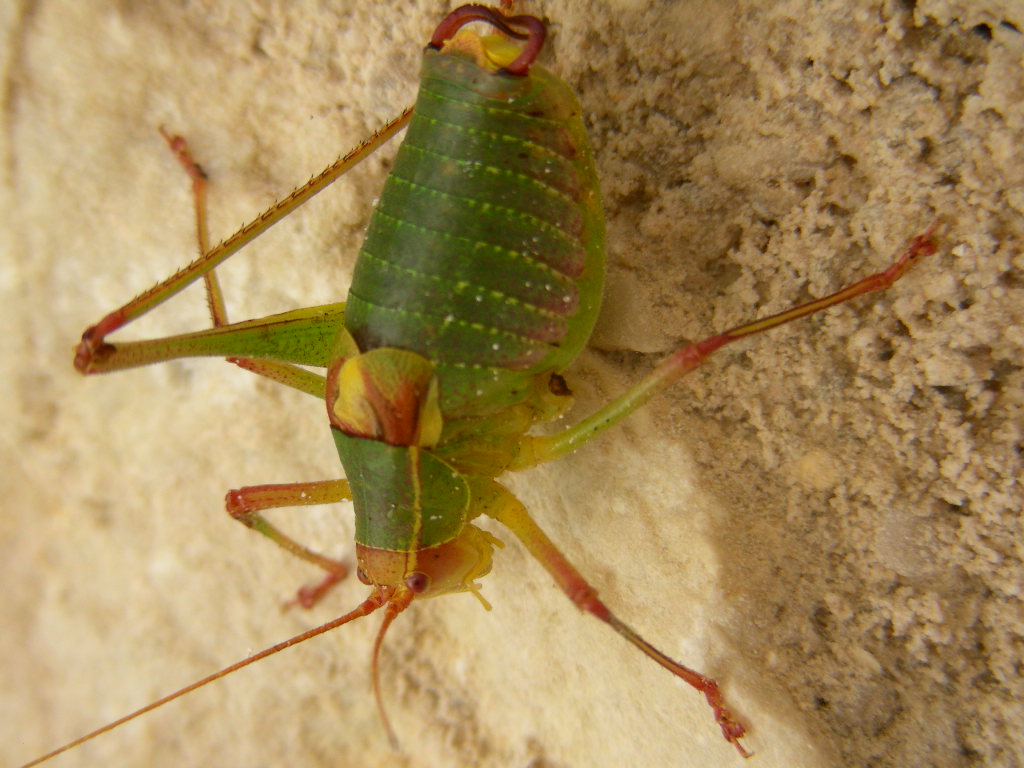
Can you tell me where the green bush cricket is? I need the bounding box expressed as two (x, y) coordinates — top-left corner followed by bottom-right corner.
(21, 4), (944, 765)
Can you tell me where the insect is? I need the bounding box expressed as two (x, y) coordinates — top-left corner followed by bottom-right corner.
(16, 3), (946, 765)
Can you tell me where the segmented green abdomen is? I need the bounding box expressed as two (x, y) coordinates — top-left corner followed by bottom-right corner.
(344, 49), (605, 418)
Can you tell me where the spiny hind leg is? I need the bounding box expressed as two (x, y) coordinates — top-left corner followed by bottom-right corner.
(75, 108), (413, 373)
(225, 479), (352, 609)
(159, 126), (229, 327)
(162, 129), (332, 392)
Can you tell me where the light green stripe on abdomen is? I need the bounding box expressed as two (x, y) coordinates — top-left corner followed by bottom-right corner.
(345, 49), (605, 418)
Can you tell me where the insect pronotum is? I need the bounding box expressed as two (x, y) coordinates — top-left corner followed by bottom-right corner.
(22, 1), (1007, 768)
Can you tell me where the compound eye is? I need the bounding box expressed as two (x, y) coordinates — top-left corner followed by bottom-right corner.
(404, 571), (430, 594)
(356, 567), (372, 585)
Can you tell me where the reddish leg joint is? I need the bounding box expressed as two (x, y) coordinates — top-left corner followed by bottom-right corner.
(226, 480), (352, 609)
(486, 482), (751, 756)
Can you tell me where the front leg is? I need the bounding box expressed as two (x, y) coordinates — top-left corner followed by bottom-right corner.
(225, 478), (352, 608)
(474, 479), (751, 757)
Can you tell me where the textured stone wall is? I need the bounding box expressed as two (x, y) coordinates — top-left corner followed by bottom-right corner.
(3, 2), (1021, 766)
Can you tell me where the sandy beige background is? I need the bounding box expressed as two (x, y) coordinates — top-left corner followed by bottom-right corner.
(2, 1), (1022, 767)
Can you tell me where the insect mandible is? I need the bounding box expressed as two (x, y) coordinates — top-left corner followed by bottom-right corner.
(24, 4), (940, 765)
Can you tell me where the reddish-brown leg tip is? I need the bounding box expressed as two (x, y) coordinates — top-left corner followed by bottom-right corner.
(283, 569), (347, 611)
(74, 328), (100, 373)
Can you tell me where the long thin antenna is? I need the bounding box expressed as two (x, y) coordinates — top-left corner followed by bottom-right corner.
(21, 592), (387, 768)
(370, 588), (414, 748)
